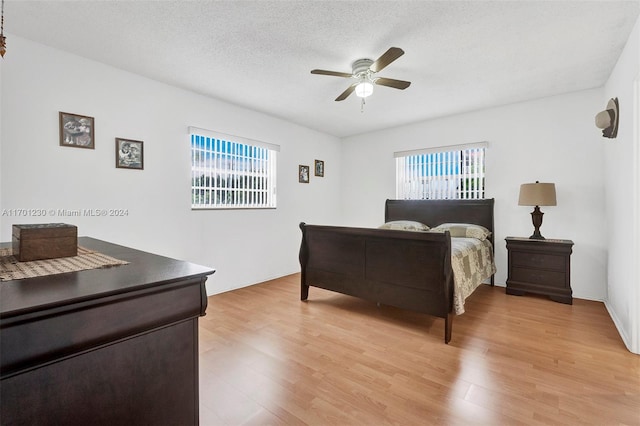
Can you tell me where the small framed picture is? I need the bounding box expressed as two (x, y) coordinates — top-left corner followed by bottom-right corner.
(315, 160), (324, 177)
(299, 165), (310, 183)
(116, 138), (144, 170)
(59, 111), (95, 149)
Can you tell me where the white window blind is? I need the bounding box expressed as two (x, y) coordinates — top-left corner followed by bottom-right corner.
(395, 142), (487, 200)
(190, 127), (278, 209)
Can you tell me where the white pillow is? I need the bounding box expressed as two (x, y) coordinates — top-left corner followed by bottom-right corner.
(378, 220), (430, 232)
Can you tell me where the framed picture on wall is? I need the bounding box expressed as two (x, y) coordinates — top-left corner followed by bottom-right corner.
(59, 112), (95, 149)
(314, 160), (324, 177)
(115, 138), (144, 170)
(299, 165), (310, 183)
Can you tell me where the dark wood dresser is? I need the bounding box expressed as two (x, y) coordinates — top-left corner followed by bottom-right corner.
(0, 237), (215, 426)
(505, 237), (573, 304)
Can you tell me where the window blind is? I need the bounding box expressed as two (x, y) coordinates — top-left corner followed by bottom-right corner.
(395, 142), (487, 200)
(190, 129), (278, 209)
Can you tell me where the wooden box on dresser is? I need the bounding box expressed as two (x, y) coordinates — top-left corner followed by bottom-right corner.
(0, 237), (215, 426)
(505, 237), (574, 304)
(12, 223), (78, 261)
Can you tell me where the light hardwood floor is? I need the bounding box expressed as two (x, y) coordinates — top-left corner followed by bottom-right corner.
(198, 274), (640, 425)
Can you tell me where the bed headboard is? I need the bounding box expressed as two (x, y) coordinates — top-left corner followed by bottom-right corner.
(384, 198), (495, 246)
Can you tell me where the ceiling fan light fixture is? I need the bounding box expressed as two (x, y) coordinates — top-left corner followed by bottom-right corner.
(355, 81), (373, 98)
(311, 47), (409, 103)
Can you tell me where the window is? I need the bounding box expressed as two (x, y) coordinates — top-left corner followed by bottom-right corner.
(190, 127), (278, 209)
(395, 142), (487, 200)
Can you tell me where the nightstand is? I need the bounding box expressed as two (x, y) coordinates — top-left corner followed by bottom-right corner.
(505, 237), (574, 304)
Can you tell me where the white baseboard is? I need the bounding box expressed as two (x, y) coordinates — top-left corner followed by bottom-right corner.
(604, 300), (637, 354)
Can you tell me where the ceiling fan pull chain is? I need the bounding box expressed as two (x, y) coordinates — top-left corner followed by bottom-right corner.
(361, 97), (365, 113)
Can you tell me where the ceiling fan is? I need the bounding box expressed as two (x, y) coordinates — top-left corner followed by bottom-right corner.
(311, 47), (411, 102)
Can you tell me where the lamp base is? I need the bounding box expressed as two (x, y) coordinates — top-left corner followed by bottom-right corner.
(529, 206), (545, 239)
(529, 233), (546, 240)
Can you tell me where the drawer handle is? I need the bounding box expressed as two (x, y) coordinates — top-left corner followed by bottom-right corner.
(530, 256), (545, 265)
(531, 272), (544, 281)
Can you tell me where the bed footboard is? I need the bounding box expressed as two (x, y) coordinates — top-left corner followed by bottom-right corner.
(299, 222), (454, 343)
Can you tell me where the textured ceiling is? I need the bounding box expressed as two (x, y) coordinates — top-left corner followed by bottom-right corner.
(5, 1), (640, 138)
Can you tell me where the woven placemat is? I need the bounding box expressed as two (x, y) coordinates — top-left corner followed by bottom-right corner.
(0, 246), (129, 281)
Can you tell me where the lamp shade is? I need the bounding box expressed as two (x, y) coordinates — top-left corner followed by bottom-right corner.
(518, 182), (557, 206)
(355, 81), (373, 98)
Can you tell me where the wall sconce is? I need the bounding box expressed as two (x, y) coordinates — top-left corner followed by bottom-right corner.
(518, 181), (557, 239)
(0, 0), (6, 58)
(595, 98), (619, 138)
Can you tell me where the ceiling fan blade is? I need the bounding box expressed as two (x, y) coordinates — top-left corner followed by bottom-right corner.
(370, 47), (405, 73)
(311, 69), (353, 78)
(374, 77), (411, 90)
(335, 84), (356, 101)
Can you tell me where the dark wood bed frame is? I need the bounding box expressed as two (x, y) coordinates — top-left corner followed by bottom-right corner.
(299, 198), (495, 343)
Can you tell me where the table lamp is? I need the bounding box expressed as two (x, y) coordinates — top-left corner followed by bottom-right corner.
(518, 181), (556, 239)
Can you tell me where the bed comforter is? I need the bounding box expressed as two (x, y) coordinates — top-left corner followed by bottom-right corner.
(451, 237), (496, 314)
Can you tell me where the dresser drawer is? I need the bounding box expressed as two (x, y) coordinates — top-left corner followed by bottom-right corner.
(511, 251), (565, 271)
(1, 279), (204, 376)
(511, 267), (566, 288)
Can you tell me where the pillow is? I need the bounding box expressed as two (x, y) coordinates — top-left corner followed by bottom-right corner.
(378, 220), (430, 232)
(431, 223), (491, 240)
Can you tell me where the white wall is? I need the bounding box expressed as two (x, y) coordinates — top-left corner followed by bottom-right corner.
(0, 36), (342, 295)
(2, 31), (637, 350)
(603, 15), (640, 354)
(341, 89), (607, 302)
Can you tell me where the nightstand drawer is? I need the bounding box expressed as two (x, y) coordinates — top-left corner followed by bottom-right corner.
(511, 251), (565, 271)
(511, 267), (566, 288)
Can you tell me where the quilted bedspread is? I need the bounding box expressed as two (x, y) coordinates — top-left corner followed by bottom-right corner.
(451, 237), (496, 314)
